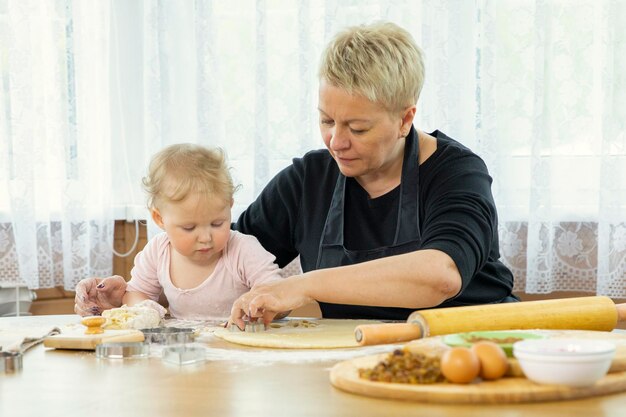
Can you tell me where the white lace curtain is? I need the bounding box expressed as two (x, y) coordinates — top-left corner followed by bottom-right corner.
(1, 0), (624, 297)
(0, 0), (114, 290)
(476, 1), (626, 298)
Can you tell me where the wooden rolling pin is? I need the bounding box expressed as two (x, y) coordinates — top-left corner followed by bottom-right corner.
(355, 296), (626, 346)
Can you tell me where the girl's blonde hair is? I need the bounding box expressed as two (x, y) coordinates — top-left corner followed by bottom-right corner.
(318, 21), (425, 113)
(143, 143), (238, 209)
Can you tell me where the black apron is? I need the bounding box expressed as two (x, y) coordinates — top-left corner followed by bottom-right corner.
(315, 129), (422, 320)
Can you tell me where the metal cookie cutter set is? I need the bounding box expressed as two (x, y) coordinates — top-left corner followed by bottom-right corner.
(94, 328), (205, 365)
(1, 351), (23, 373)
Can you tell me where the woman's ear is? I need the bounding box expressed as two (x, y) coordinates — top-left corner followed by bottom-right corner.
(151, 208), (165, 229)
(399, 105), (417, 138)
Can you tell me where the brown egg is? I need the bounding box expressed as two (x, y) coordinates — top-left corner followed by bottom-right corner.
(471, 341), (509, 380)
(440, 347), (480, 384)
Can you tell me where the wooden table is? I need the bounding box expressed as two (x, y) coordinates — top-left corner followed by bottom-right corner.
(2, 315), (626, 417)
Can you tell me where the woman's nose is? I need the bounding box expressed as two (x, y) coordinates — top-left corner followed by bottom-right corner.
(329, 127), (349, 150)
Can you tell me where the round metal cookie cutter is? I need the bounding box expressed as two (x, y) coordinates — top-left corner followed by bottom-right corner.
(141, 327), (195, 345)
(95, 342), (149, 359)
(1, 351), (23, 373)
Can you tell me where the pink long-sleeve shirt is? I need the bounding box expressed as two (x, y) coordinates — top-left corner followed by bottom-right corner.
(127, 230), (283, 320)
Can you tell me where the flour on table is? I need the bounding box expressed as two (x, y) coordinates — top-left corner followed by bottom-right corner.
(154, 342), (405, 368)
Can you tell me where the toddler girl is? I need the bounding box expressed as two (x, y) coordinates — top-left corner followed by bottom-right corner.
(119, 143), (284, 320)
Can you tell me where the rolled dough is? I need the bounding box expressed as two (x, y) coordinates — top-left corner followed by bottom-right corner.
(213, 319), (383, 349)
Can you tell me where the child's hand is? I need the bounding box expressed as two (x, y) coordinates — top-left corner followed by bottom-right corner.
(74, 275), (127, 316)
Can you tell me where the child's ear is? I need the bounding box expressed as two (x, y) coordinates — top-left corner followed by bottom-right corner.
(151, 208), (165, 229)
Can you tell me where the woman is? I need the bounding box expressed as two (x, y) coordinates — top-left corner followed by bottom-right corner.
(75, 22), (516, 324)
(228, 22), (516, 329)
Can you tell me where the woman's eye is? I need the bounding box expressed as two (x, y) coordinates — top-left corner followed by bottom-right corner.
(350, 128), (367, 134)
(320, 119), (334, 126)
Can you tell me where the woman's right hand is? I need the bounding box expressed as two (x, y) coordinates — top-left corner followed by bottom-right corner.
(73, 275), (127, 316)
(229, 275), (314, 330)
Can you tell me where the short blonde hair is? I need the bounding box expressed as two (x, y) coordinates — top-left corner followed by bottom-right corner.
(143, 143), (238, 209)
(319, 21), (425, 113)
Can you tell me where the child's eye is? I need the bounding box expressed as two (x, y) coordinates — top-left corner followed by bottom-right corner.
(182, 226), (195, 231)
(212, 222), (224, 228)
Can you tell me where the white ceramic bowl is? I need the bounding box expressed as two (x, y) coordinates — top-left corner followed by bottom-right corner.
(513, 338), (616, 387)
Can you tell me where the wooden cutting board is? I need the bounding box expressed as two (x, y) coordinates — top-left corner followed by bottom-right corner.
(43, 328), (145, 350)
(330, 330), (626, 403)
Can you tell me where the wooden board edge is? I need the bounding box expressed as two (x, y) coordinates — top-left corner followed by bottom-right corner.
(102, 332), (145, 344)
(43, 337), (99, 350)
(43, 330), (145, 350)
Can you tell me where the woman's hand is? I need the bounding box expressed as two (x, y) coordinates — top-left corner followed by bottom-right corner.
(229, 276), (314, 330)
(73, 275), (127, 316)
